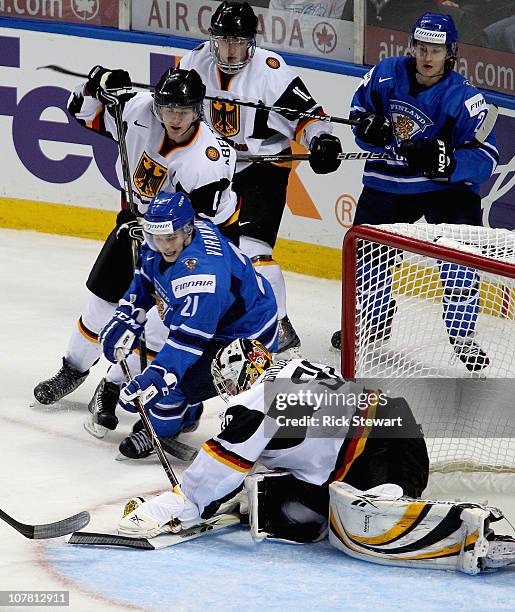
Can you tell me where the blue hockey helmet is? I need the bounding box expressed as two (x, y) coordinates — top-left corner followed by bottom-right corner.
(143, 191), (195, 255)
(409, 13), (458, 73)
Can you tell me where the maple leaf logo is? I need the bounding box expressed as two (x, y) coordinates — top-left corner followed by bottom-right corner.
(75, 0), (95, 12)
(71, 0), (99, 20)
(312, 23), (337, 54)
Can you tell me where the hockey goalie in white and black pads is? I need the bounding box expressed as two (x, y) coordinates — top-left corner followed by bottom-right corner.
(117, 338), (515, 573)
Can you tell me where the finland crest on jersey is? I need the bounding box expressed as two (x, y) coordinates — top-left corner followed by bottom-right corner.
(389, 99), (434, 145)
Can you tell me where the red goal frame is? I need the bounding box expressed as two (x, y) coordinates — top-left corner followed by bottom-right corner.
(341, 225), (515, 378)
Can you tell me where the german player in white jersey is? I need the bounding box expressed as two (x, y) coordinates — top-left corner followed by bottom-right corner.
(180, 1), (343, 352)
(34, 68), (240, 422)
(118, 339), (515, 574)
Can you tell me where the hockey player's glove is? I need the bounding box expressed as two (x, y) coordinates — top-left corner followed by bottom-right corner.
(309, 134), (342, 174)
(116, 211), (144, 245)
(99, 304), (147, 364)
(86, 65), (132, 104)
(118, 364), (178, 413)
(398, 138), (456, 179)
(355, 112), (392, 147)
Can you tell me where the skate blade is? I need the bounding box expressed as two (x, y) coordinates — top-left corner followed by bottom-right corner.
(115, 451), (156, 462)
(83, 416), (108, 439)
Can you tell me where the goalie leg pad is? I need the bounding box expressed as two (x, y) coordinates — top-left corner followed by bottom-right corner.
(245, 472), (327, 544)
(329, 482), (502, 575)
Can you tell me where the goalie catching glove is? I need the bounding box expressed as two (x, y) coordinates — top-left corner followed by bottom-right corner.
(397, 138), (455, 179)
(118, 492), (200, 538)
(99, 302), (146, 363)
(309, 134), (342, 174)
(86, 65), (132, 104)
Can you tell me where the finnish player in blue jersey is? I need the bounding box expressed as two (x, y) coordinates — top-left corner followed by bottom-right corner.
(331, 13), (499, 372)
(98, 191), (278, 458)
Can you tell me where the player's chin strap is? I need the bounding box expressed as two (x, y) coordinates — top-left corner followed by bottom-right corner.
(329, 482), (515, 575)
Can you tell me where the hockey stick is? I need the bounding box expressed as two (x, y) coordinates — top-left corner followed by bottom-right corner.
(101, 90), (148, 372)
(68, 512), (240, 549)
(37, 65), (356, 126)
(37, 65), (154, 91)
(237, 151), (394, 163)
(238, 105), (499, 164)
(160, 436), (199, 462)
(118, 356), (181, 489)
(0, 508), (90, 539)
(205, 95), (358, 126)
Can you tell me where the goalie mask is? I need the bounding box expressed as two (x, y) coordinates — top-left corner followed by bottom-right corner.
(408, 12), (458, 75)
(209, 2), (258, 75)
(212, 339), (273, 401)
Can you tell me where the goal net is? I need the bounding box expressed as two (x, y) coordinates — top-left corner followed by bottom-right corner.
(339, 223), (515, 482)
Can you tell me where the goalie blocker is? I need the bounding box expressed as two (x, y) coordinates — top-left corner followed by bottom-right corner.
(329, 482), (515, 575)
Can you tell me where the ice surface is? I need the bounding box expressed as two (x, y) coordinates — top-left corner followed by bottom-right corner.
(1, 229), (513, 612)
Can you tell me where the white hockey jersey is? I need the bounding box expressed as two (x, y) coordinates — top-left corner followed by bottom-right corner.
(179, 43), (332, 170)
(181, 359), (381, 518)
(67, 87), (238, 223)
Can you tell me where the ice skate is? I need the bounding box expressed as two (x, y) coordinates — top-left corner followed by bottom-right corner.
(34, 357), (89, 405)
(84, 378), (120, 439)
(449, 336), (490, 372)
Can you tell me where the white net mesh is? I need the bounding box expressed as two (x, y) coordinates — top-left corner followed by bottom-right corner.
(345, 223), (515, 474)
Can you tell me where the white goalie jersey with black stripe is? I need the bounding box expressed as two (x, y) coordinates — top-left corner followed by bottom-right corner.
(67, 87), (237, 224)
(181, 359), (381, 518)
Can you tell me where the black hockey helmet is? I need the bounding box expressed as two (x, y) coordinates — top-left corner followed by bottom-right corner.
(210, 1), (258, 38)
(153, 68), (206, 121)
(209, 2), (258, 74)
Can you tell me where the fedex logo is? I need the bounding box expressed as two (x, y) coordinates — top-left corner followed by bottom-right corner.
(0, 35), (174, 187)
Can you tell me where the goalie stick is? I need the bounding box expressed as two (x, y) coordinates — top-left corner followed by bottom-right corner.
(67, 512), (240, 549)
(0, 508), (90, 539)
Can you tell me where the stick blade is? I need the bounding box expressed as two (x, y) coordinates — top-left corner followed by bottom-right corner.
(67, 514), (240, 550)
(68, 531), (154, 550)
(475, 104), (498, 143)
(160, 437), (198, 462)
(33, 511), (91, 539)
